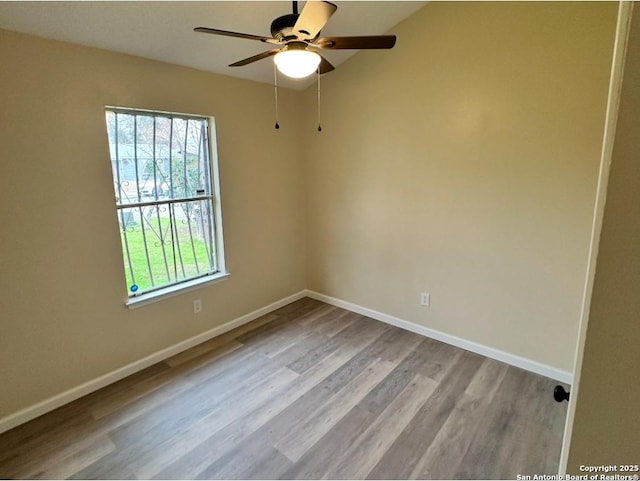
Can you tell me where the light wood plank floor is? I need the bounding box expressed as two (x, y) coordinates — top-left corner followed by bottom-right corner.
(0, 298), (568, 479)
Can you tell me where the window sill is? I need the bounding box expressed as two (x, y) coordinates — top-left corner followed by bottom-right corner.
(125, 272), (230, 309)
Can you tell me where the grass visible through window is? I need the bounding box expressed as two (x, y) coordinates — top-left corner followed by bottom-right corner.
(120, 216), (211, 293)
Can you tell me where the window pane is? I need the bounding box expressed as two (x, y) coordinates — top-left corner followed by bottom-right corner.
(108, 112), (210, 207)
(117, 200), (216, 294)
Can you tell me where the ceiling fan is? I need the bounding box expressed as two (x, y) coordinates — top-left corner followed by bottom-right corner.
(194, 1), (397, 79)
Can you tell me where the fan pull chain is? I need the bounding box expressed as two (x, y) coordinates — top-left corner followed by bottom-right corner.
(317, 68), (322, 132)
(274, 62), (280, 130)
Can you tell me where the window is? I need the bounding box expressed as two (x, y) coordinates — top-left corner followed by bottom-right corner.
(105, 107), (226, 303)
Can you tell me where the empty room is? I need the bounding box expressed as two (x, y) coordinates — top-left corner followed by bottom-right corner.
(0, 1), (638, 479)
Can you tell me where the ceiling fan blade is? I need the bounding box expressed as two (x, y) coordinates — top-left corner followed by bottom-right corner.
(229, 49), (280, 67)
(315, 35), (397, 50)
(194, 27), (280, 45)
(318, 55), (335, 74)
(293, 1), (337, 40)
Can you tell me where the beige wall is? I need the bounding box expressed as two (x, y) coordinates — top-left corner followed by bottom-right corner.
(0, 29), (306, 418)
(567, 5), (640, 467)
(304, 2), (617, 373)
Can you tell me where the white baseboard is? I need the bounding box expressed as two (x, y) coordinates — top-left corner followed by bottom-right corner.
(1, 288), (571, 434)
(305, 290), (573, 385)
(0, 290), (307, 435)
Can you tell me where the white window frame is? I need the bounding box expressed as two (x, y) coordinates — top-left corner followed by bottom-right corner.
(105, 106), (228, 308)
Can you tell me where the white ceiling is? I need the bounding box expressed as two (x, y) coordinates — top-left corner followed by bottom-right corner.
(0, 1), (427, 89)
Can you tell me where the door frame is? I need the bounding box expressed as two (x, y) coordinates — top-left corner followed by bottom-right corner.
(558, 1), (634, 473)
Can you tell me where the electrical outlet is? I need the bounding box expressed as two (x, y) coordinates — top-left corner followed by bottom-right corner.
(193, 299), (202, 314)
(420, 292), (430, 306)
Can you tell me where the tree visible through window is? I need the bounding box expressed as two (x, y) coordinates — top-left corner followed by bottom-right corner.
(105, 107), (223, 297)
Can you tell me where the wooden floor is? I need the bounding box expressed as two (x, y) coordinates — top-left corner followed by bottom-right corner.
(0, 298), (568, 480)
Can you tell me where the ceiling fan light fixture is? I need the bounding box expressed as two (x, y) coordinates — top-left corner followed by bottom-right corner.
(274, 49), (321, 78)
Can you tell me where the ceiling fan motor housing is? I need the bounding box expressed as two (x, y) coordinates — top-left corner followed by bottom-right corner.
(271, 14), (301, 40)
